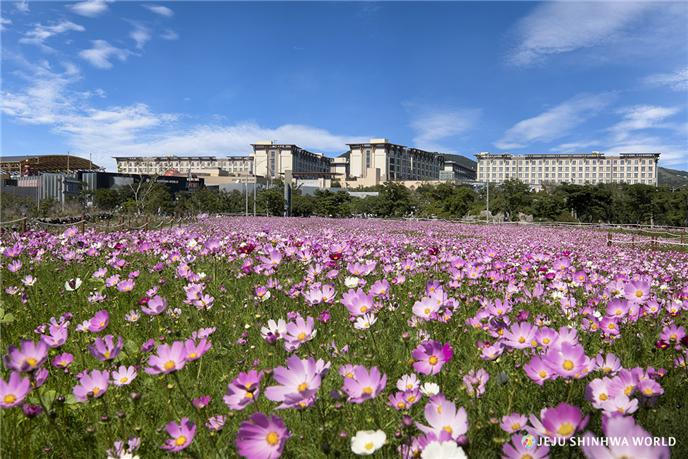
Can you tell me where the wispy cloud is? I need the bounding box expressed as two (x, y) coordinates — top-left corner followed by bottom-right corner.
(160, 29), (178, 41)
(15, 0), (29, 13)
(1, 17), (13, 31)
(79, 40), (129, 69)
(509, 2), (652, 66)
(129, 24), (151, 50)
(644, 67), (688, 92)
(70, 0), (110, 18)
(144, 4), (174, 18)
(609, 105), (681, 141)
(496, 94), (614, 149)
(410, 108), (480, 152)
(19, 20), (85, 49)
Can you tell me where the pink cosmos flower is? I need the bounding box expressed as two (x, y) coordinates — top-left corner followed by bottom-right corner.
(0, 372), (31, 408)
(184, 338), (212, 362)
(4, 339), (49, 373)
(502, 434), (549, 459)
(342, 365), (387, 404)
(116, 279), (135, 293)
(416, 395), (468, 440)
(111, 366), (137, 386)
(52, 352), (74, 369)
(73, 369), (110, 402)
(265, 356), (328, 409)
(396, 374), (420, 392)
(161, 417), (196, 452)
(224, 370), (264, 410)
(283, 316), (316, 352)
(236, 412), (290, 459)
(88, 310), (109, 333)
(503, 322), (538, 349)
(581, 415), (669, 459)
(543, 343), (590, 379)
(528, 402), (588, 440)
(624, 280), (650, 303)
(500, 413), (528, 433)
(88, 335), (123, 361)
(412, 341), (453, 376)
(463, 369), (489, 398)
(145, 341), (187, 375)
(341, 288), (375, 316)
(593, 353), (621, 375)
(141, 295), (167, 315)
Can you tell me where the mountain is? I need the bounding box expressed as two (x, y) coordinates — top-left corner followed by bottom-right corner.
(658, 167), (688, 187)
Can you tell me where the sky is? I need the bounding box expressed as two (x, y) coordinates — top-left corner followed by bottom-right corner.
(1, 1), (687, 172)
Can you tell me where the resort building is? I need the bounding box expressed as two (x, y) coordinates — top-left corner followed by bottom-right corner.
(475, 152), (660, 189)
(250, 141), (332, 181)
(346, 138), (445, 182)
(0, 154), (100, 176)
(114, 156), (253, 177)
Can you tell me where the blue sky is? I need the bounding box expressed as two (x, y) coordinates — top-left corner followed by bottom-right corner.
(1, 1), (687, 171)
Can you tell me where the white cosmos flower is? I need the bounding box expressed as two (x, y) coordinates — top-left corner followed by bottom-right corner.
(65, 278), (82, 291)
(420, 382), (440, 397)
(260, 319), (287, 340)
(421, 441), (467, 459)
(354, 314), (377, 330)
(351, 430), (386, 455)
(345, 276), (360, 288)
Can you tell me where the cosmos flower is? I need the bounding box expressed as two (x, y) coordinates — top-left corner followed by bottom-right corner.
(421, 440), (467, 459)
(543, 343), (590, 379)
(145, 341), (187, 375)
(0, 372), (31, 409)
(89, 335), (123, 361)
(161, 417), (196, 452)
(528, 402), (588, 440)
(4, 339), (49, 373)
(141, 295), (167, 315)
(500, 413), (528, 434)
(412, 341), (453, 376)
(88, 310), (110, 333)
(283, 316), (316, 352)
(236, 412), (290, 459)
(581, 415), (669, 459)
(111, 366), (137, 387)
(341, 288), (375, 316)
(73, 369), (110, 402)
(261, 319), (287, 344)
(342, 365), (387, 404)
(265, 356), (328, 409)
(501, 434), (549, 459)
(351, 430), (386, 456)
(224, 370), (264, 410)
(416, 395), (468, 441)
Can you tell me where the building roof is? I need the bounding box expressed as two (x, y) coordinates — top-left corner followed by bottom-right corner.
(0, 154), (100, 171)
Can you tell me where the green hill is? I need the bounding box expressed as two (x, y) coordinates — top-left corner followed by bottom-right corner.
(659, 167), (688, 187)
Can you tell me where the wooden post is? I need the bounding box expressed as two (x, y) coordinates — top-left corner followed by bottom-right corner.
(631, 235), (635, 248)
(681, 228), (685, 245)
(20, 218), (27, 233)
(607, 232), (612, 247)
(80, 214), (86, 233)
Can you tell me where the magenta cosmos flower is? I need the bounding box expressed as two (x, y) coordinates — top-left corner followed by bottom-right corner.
(265, 356), (329, 409)
(0, 372), (31, 408)
(342, 365), (387, 404)
(236, 412), (290, 459)
(283, 316), (316, 352)
(4, 339), (49, 372)
(145, 341), (187, 375)
(88, 335), (123, 361)
(412, 340), (453, 376)
(543, 343), (590, 379)
(161, 417), (196, 452)
(341, 288), (375, 316)
(528, 402), (588, 440)
(416, 395), (468, 440)
(224, 370), (264, 410)
(88, 310), (109, 333)
(141, 295), (167, 315)
(73, 369), (110, 402)
(624, 280), (650, 303)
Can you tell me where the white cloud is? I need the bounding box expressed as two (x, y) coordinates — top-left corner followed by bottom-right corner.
(160, 29), (178, 40)
(644, 67), (688, 92)
(410, 109), (480, 151)
(0, 17), (12, 31)
(19, 20), (85, 48)
(70, 0), (109, 18)
(15, 0), (29, 13)
(144, 4), (173, 17)
(609, 105), (681, 141)
(79, 40), (129, 69)
(509, 2), (652, 66)
(496, 94), (614, 149)
(604, 137), (686, 167)
(130, 24), (151, 50)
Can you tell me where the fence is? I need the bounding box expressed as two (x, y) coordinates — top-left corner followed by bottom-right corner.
(0, 214), (201, 234)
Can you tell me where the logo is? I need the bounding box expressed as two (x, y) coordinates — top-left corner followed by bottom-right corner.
(521, 434), (536, 450)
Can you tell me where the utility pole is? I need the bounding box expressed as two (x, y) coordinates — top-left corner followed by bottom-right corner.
(486, 179), (490, 224)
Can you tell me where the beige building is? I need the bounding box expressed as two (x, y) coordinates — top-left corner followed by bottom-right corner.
(114, 156), (253, 177)
(476, 152), (660, 189)
(250, 142), (332, 182)
(346, 139), (444, 183)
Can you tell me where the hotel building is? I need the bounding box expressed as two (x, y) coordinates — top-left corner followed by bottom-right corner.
(476, 152), (660, 189)
(114, 156), (253, 176)
(250, 141), (332, 180)
(346, 138), (445, 182)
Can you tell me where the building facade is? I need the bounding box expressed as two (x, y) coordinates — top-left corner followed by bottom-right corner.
(114, 156), (253, 177)
(346, 139), (444, 182)
(440, 160), (477, 182)
(476, 152), (660, 189)
(250, 142), (332, 180)
(1, 154), (100, 176)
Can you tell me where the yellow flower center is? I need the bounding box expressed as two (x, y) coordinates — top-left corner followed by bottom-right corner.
(497, 309), (503, 315)
(266, 431), (279, 446)
(442, 425), (453, 434)
(635, 290), (643, 298)
(362, 386), (373, 395)
(608, 323), (616, 330)
(531, 340), (538, 346)
(406, 395), (416, 403)
(522, 455), (533, 459)
(406, 383), (413, 389)
(297, 332), (307, 341)
(538, 370), (547, 378)
(365, 442), (375, 451)
(424, 308), (431, 315)
(643, 388), (653, 395)
(99, 321), (106, 327)
(624, 386), (633, 396)
(543, 338), (550, 344)
(428, 355), (439, 365)
(175, 435), (187, 446)
(511, 423), (521, 431)
(563, 360), (574, 371)
(518, 337), (526, 344)
(397, 401), (406, 409)
(26, 358), (37, 367)
(557, 422), (574, 437)
(599, 393), (608, 401)
(615, 309), (622, 316)
(187, 353), (197, 359)
(119, 377), (128, 384)
(164, 360), (176, 371)
(104, 351), (111, 359)
(245, 392), (254, 399)
(360, 306), (368, 313)
(3, 394), (16, 404)
(297, 382), (309, 393)
(670, 334), (677, 341)
(92, 387), (101, 396)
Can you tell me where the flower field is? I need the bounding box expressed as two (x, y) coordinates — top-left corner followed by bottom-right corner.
(1, 217), (687, 458)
